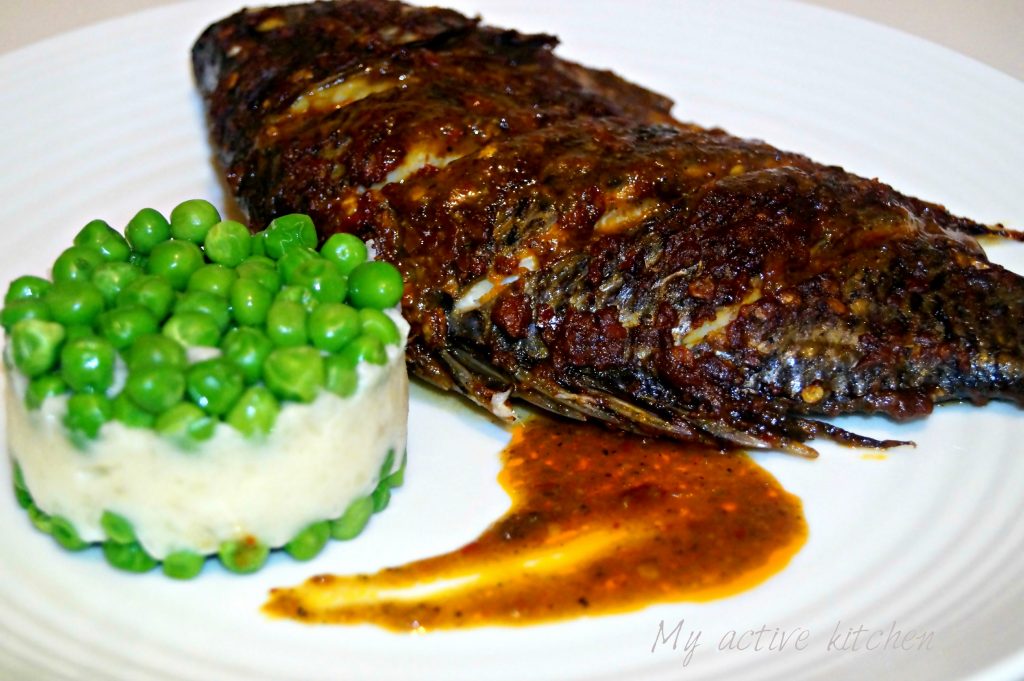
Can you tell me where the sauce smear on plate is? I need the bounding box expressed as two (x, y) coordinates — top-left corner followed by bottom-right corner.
(264, 415), (806, 630)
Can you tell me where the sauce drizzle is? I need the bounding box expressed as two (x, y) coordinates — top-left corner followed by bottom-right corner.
(265, 415), (807, 630)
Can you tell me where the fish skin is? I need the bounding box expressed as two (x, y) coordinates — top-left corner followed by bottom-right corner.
(192, 0), (1024, 454)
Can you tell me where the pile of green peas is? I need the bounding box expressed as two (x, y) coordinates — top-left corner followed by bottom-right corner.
(3, 199), (405, 445)
(3, 199), (408, 576)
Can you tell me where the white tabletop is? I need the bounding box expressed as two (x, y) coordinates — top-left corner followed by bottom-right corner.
(1, 0), (1022, 82)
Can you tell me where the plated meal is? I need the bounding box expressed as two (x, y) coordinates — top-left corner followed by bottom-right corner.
(1, 0), (1023, 676)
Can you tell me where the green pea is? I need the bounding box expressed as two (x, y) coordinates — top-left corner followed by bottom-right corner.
(12, 463), (27, 491)
(264, 213), (317, 259)
(64, 393), (113, 441)
(124, 333), (186, 370)
(52, 246), (104, 284)
(100, 510), (136, 544)
(378, 448), (396, 479)
(263, 346), (324, 403)
(226, 385), (279, 438)
(112, 391), (156, 428)
(148, 239), (204, 291)
(385, 451), (407, 489)
(74, 219), (130, 262)
(1, 299), (51, 332)
(117, 275), (175, 321)
(73, 220), (112, 244)
(229, 278), (273, 326)
(14, 486), (32, 510)
(46, 281), (105, 326)
(275, 284), (319, 313)
(324, 354), (358, 398)
(220, 327), (273, 384)
(358, 308), (401, 346)
(64, 325), (95, 342)
(321, 232), (368, 275)
(236, 257), (282, 292)
(292, 258), (347, 304)
(97, 306), (159, 350)
(49, 515), (89, 551)
(284, 521), (331, 561)
(162, 550), (205, 580)
(330, 496), (374, 540)
(277, 246), (319, 285)
(60, 337), (116, 393)
(25, 374), (68, 410)
(28, 503), (53, 534)
(155, 402), (216, 447)
(347, 261), (404, 310)
(125, 365), (186, 414)
(125, 207), (171, 254)
(242, 255), (276, 269)
(169, 199), (221, 244)
(13, 463), (32, 509)
(187, 263), (237, 298)
(5, 275), (51, 305)
(10, 318), (65, 377)
(265, 300), (307, 347)
(162, 312), (222, 347)
(219, 538), (269, 574)
(174, 291), (230, 331)
(204, 219), (252, 267)
(250, 230), (267, 257)
(91, 261), (143, 306)
(372, 480), (391, 512)
(102, 540), (158, 573)
(186, 358), (245, 416)
(338, 333), (387, 367)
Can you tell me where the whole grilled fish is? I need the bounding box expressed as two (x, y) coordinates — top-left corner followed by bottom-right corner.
(192, 0), (1024, 455)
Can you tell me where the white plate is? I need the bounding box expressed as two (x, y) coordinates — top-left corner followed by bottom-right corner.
(1, 1), (1022, 679)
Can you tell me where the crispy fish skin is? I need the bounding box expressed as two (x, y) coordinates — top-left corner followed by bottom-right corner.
(193, 0), (1024, 454)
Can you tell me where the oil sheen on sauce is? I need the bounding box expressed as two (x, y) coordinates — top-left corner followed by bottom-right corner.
(264, 415), (807, 631)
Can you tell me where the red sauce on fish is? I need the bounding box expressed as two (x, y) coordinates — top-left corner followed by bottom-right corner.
(264, 415), (806, 630)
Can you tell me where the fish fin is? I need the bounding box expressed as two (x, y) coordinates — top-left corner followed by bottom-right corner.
(793, 418), (914, 450)
(681, 415), (820, 458)
(438, 349), (518, 421)
(979, 224), (1024, 241)
(944, 219), (1024, 242)
(544, 385), (822, 457)
(445, 348), (596, 422)
(443, 349), (901, 458)
(512, 389), (589, 422)
(444, 347), (721, 443)
(549, 388), (712, 442)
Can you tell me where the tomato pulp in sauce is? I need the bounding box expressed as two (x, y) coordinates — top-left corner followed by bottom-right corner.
(265, 415), (807, 630)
